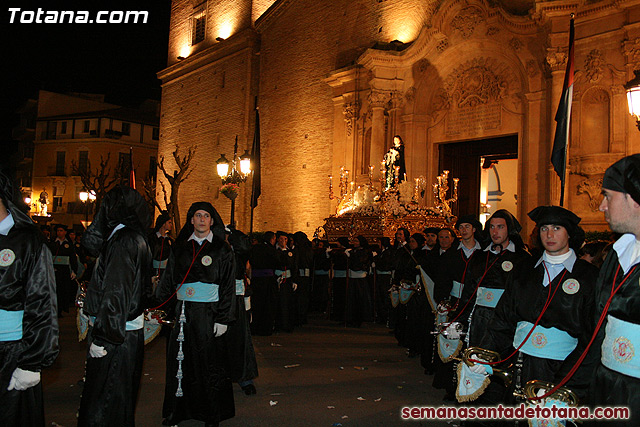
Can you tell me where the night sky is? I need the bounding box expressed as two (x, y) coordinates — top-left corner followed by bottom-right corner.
(1, 0), (171, 160)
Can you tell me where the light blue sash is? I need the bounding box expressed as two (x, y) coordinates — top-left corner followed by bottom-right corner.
(0, 309), (23, 341)
(89, 313), (144, 331)
(299, 268), (310, 277)
(475, 287), (505, 308)
(513, 321), (578, 361)
(235, 279), (245, 296)
(177, 281), (220, 303)
(348, 269), (367, 278)
(153, 259), (168, 269)
(314, 269), (329, 276)
(53, 255), (70, 265)
(376, 270), (392, 275)
(333, 269), (347, 278)
(450, 281), (463, 298)
(275, 269), (292, 278)
(601, 315), (640, 378)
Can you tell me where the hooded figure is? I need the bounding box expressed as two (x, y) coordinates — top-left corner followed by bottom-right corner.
(156, 201), (236, 426)
(588, 154), (640, 426)
(149, 210), (174, 283)
(292, 231), (313, 325)
(345, 235), (373, 327)
(78, 186), (153, 427)
(458, 208), (531, 349)
(0, 170), (58, 427)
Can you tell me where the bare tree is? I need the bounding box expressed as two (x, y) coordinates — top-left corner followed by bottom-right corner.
(151, 145), (195, 231)
(71, 154), (120, 211)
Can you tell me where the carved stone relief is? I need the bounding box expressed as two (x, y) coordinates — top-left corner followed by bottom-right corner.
(437, 38), (449, 53)
(622, 38), (640, 69)
(486, 27), (500, 36)
(405, 86), (416, 103)
(526, 60), (539, 77)
(343, 101), (360, 137)
(577, 177), (603, 212)
(368, 90), (391, 109)
(451, 7), (484, 39)
(585, 49), (604, 83)
(546, 47), (568, 72)
(417, 58), (430, 73)
(510, 38), (523, 53)
(440, 58), (510, 110)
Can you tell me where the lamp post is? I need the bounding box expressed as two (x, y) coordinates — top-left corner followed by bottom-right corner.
(625, 70), (640, 131)
(216, 136), (252, 227)
(79, 190), (96, 224)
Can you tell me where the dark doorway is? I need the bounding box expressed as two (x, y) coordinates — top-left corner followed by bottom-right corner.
(438, 135), (518, 218)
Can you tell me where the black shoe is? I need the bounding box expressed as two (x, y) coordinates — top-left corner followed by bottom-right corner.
(242, 384), (257, 395)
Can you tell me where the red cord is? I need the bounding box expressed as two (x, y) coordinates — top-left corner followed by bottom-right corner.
(148, 240), (207, 311)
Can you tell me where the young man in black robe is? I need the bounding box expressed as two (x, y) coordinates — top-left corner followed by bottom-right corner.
(0, 171), (58, 427)
(249, 231), (279, 336)
(149, 210), (173, 283)
(373, 237), (394, 325)
(588, 154), (640, 425)
(274, 231), (298, 332)
(458, 209), (531, 348)
(156, 202), (235, 426)
(329, 237), (350, 322)
(311, 239), (331, 314)
(345, 235), (373, 327)
(293, 231), (313, 325)
(432, 215), (483, 397)
(49, 223), (78, 316)
(469, 206), (597, 419)
(78, 186), (153, 426)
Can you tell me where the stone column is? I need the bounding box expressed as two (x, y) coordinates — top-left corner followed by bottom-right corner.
(369, 89), (390, 179)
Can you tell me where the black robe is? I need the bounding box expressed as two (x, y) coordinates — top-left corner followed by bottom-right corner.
(249, 243), (279, 336)
(373, 246), (394, 324)
(329, 247), (348, 322)
(294, 242), (313, 325)
(275, 245), (298, 332)
(226, 230), (258, 384)
(78, 226), (152, 427)
(345, 247), (373, 327)
(589, 242), (640, 425)
(311, 247), (331, 313)
(432, 245), (480, 391)
(458, 248), (531, 347)
(481, 255), (598, 402)
(0, 203), (58, 427)
(157, 236), (236, 425)
(49, 238), (78, 313)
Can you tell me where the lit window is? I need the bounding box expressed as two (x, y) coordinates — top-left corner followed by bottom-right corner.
(192, 9), (206, 45)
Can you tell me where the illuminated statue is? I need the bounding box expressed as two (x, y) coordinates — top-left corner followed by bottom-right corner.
(38, 189), (49, 216)
(383, 135), (406, 190)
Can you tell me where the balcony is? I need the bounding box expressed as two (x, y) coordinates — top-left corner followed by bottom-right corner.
(46, 166), (66, 177)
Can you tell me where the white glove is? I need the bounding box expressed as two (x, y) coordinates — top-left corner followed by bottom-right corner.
(89, 343), (108, 358)
(213, 323), (228, 337)
(469, 356), (489, 375)
(345, 249), (352, 257)
(444, 323), (461, 339)
(244, 296), (251, 311)
(437, 302), (449, 314)
(292, 282), (298, 291)
(7, 368), (40, 391)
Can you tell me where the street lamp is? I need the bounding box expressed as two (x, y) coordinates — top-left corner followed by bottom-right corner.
(79, 190), (96, 224)
(625, 70), (640, 131)
(216, 136), (252, 227)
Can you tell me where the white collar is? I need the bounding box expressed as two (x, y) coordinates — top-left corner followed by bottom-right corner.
(188, 230), (213, 244)
(108, 224), (125, 240)
(613, 234), (640, 274)
(0, 211), (14, 236)
(458, 240), (481, 251)
(55, 237), (66, 243)
(484, 240), (516, 254)
(535, 249), (576, 273)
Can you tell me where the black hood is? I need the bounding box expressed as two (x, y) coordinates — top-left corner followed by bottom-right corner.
(176, 201), (225, 243)
(82, 186), (151, 256)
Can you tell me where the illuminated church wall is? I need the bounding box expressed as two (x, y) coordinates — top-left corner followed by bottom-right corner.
(159, 0), (640, 236)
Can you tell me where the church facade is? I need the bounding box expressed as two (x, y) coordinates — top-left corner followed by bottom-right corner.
(158, 0), (640, 236)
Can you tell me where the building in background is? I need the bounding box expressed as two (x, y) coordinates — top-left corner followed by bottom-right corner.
(27, 90), (159, 228)
(158, 0), (640, 236)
